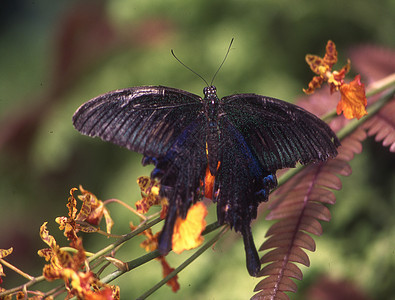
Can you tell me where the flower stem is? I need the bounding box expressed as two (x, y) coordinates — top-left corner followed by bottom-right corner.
(100, 221), (224, 285)
(87, 216), (162, 263)
(136, 226), (228, 299)
(0, 258), (34, 281)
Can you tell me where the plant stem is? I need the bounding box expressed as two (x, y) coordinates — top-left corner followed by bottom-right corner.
(0, 275), (46, 297)
(136, 226), (228, 300)
(87, 216), (162, 263)
(0, 259), (34, 281)
(100, 221), (224, 285)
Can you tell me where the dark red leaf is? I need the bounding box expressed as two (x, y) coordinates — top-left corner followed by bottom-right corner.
(260, 231), (316, 252)
(255, 129), (368, 299)
(265, 217), (323, 237)
(259, 262), (303, 280)
(251, 290), (290, 300)
(260, 247), (310, 266)
(362, 99), (395, 152)
(254, 275), (298, 293)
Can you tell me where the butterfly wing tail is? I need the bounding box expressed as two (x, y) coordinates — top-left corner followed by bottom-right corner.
(157, 202), (177, 255)
(241, 225), (261, 277)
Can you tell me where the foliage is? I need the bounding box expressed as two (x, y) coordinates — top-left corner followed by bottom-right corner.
(0, 1), (394, 299)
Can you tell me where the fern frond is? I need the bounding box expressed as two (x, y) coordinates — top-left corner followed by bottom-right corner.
(362, 99), (395, 152)
(252, 128), (367, 300)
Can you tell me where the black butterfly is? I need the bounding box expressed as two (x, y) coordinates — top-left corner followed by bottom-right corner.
(73, 83), (340, 277)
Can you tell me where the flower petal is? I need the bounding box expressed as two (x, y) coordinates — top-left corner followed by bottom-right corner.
(158, 256), (180, 292)
(305, 55), (327, 75)
(337, 75), (368, 120)
(0, 248), (13, 259)
(323, 40), (338, 68)
(172, 202), (208, 254)
(135, 176), (162, 214)
(303, 76), (325, 94)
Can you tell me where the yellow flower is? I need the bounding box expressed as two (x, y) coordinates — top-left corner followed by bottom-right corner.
(337, 75), (368, 119)
(304, 40), (367, 120)
(303, 40), (351, 94)
(129, 223), (180, 293)
(135, 176), (168, 219)
(0, 248), (13, 285)
(38, 223), (118, 299)
(172, 202), (208, 254)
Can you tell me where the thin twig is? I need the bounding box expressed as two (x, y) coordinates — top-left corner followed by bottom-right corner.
(0, 258), (34, 281)
(136, 226), (228, 299)
(104, 198), (147, 220)
(87, 216), (162, 263)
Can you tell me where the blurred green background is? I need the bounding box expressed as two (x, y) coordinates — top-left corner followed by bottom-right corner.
(0, 0), (394, 299)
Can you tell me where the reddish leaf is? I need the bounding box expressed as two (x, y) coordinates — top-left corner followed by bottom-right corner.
(362, 99), (395, 152)
(259, 262), (303, 280)
(265, 217), (323, 237)
(316, 171), (343, 190)
(254, 275), (298, 293)
(321, 159), (352, 176)
(255, 129), (367, 299)
(349, 45), (395, 83)
(267, 202), (331, 222)
(251, 290), (290, 300)
(260, 231), (316, 252)
(261, 247), (310, 267)
(272, 188), (336, 205)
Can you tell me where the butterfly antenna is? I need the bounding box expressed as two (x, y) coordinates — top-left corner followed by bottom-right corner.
(171, 49), (209, 87)
(210, 38), (234, 86)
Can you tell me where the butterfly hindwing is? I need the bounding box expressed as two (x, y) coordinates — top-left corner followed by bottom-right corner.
(215, 115), (277, 276)
(153, 116), (208, 254)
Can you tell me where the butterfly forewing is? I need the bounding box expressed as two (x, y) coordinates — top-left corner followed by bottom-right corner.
(73, 86), (204, 157)
(220, 94), (340, 171)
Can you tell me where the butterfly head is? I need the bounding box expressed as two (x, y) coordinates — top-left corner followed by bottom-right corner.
(203, 86), (217, 101)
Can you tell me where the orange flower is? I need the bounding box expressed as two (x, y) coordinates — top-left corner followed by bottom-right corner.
(38, 223), (118, 299)
(304, 40), (351, 94)
(56, 187), (114, 240)
(130, 223), (180, 293)
(135, 176), (168, 219)
(304, 40), (367, 120)
(337, 75), (368, 119)
(78, 186), (114, 234)
(38, 222), (86, 280)
(172, 202), (208, 254)
(129, 223), (160, 252)
(158, 256), (180, 292)
(0, 248), (13, 285)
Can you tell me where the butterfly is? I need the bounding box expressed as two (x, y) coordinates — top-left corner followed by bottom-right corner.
(72, 81), (340, 276)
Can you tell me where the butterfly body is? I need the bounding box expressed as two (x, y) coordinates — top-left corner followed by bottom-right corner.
(73, 84), (340, 277)
(204, 86), (221, 175)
